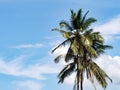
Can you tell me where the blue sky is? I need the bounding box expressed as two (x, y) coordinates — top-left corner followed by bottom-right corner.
(0, 0), (120, 90)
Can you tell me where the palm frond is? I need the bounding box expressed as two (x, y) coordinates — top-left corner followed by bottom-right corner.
(81, 10), (89, 27)
(82, 18), (97, 30)
(70, 9), (80, 29)
(103, 45), (113, 49)
(77, 9), (82, 21)
(54, 55), (64, 63)
(71, 9), (76, 19)
(71, 38), (79, 54)
(85, 64), (91, 79)
(60, 21), (73, 31)
(51, 38), (70, 53)
(85, 45), (98, 57)
(89, 61), (112, 88)
(84, 29), (93, 36)
(58, 62), (75, 83)
(52, 28), (66, 33)
(81, 35), (93, 46)
(65, 46), (74, 62)
(93, 43), (113, 55)
(62, 32), (72, 38)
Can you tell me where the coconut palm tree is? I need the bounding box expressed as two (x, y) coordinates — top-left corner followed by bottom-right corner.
(52, 9), (112, 90)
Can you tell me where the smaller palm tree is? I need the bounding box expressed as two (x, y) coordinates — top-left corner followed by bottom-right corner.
(52, 9), (112, 90)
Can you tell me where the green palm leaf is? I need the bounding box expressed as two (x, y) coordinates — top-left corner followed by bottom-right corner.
(51, 38), (71, 53)
(60, 21), (73, 31)
(58, 62), (75, 83)
(54, 55), (64, 63)
(89, 61), (112, 88)
(82, 18), (97, 30)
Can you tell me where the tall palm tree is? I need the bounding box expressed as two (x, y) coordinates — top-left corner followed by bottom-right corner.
(52, 9), (112, 90)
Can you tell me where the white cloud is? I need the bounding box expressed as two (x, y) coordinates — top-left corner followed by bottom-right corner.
(15, 80), (43, 90)
(0, 55), (25, 76)
(94, 15), (120, 41)
(11, 43), (44, 49)
(20, 64), (59, 80)
(95, 55), (120, 85)
(95, 15), (120, 35)
(50, 43), (71, 66)
(52, 46), (69, 56)
(0, 55), (58, 80)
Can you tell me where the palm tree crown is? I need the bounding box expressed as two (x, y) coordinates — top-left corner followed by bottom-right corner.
(52, 9), (112, 90)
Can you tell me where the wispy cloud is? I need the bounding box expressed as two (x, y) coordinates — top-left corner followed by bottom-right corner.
(0, 55), (58, 80)
(0, 55), (25, 75)
(11, 43), (44, 49)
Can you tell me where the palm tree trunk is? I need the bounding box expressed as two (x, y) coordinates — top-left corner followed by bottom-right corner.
(77, 83), (79, 90)
(76, 55), (80, 90)
(77, 72), (83, 90)
(80, 73), (83, 90)
(77, 72), (79, 90)
(80, 82), (83, 90)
